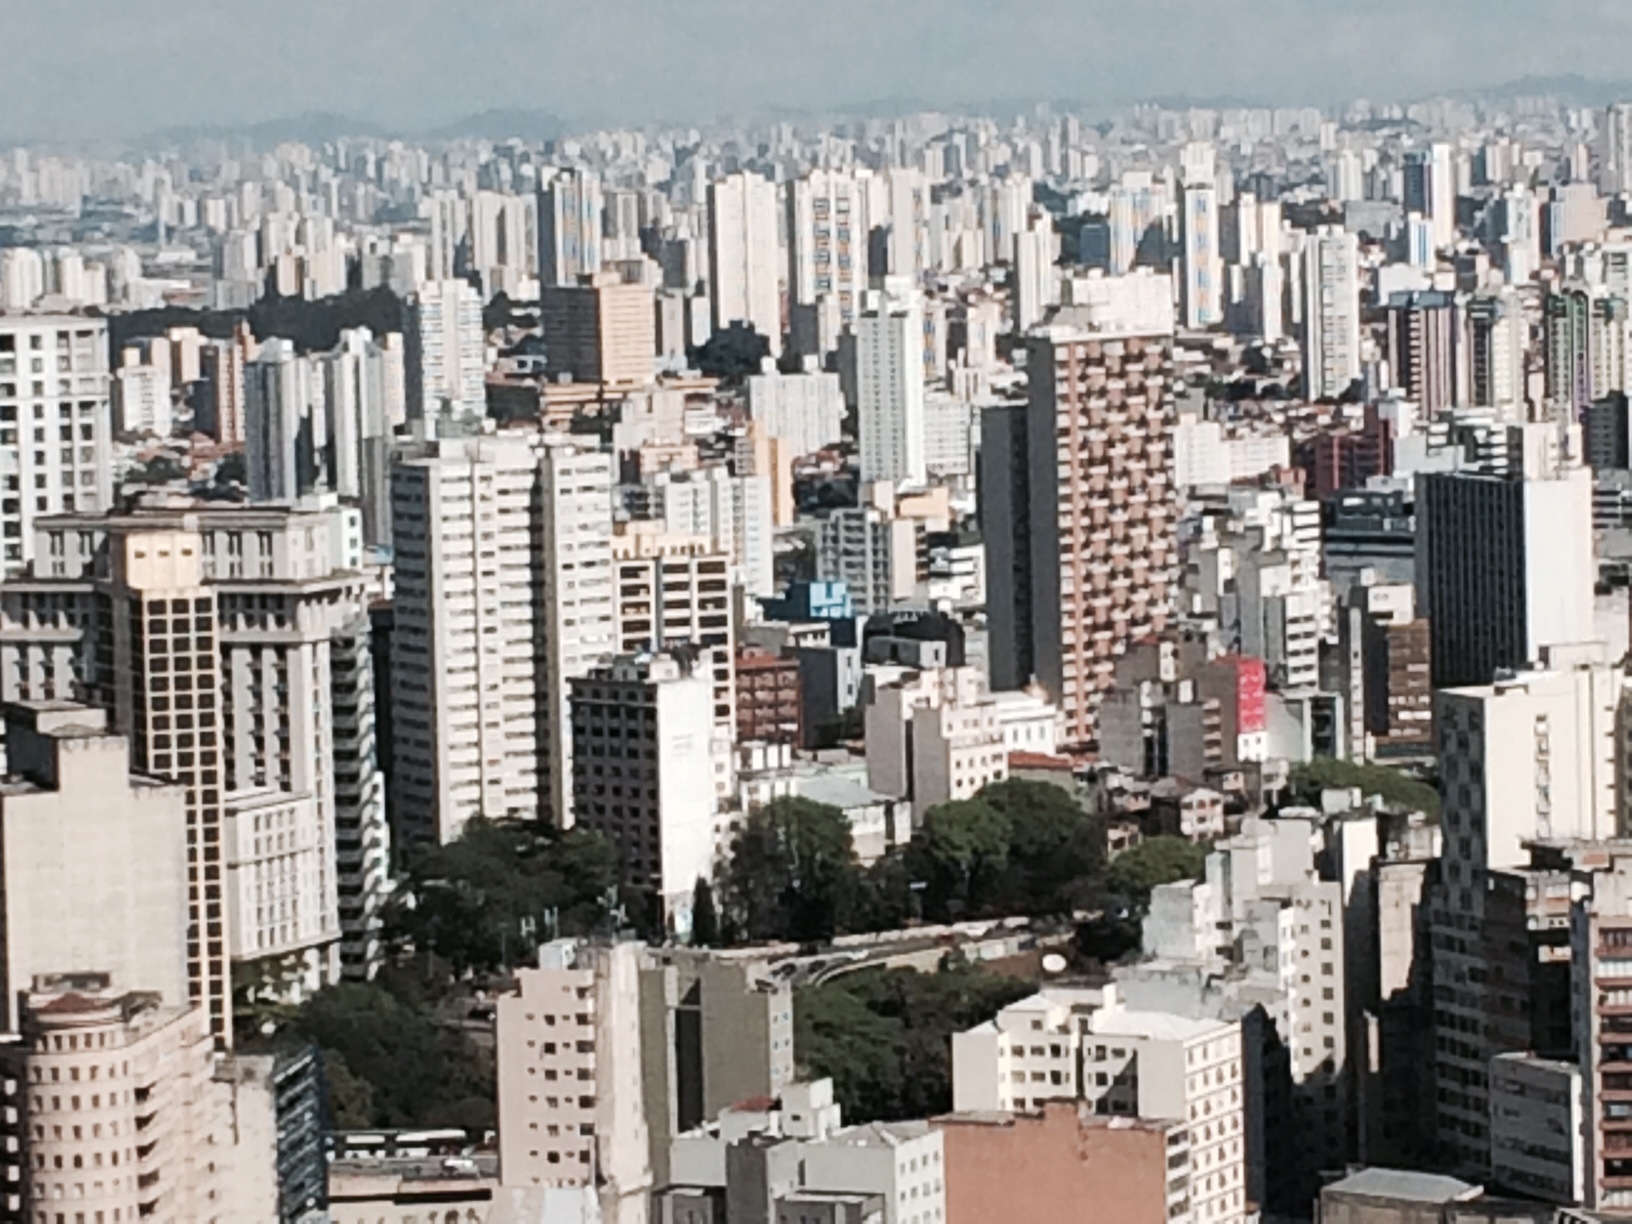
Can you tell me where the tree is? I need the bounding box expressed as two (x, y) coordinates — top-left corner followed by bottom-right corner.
(906, 799), (1011, 921)
(1287, 757), (1439, 818)
(387, 819), (620, 974)
(718, 797), (862, 944)
(796, 961), (1035, 1123)
(689, 322), (771, 381)
(979, 779), (1106, 914)
(1103, 836), (1209, 904)
(285, 979), (494, 1129)
(691, 877), (720, 947)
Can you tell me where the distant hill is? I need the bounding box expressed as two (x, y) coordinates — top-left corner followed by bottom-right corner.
(419, 108), (566, 142)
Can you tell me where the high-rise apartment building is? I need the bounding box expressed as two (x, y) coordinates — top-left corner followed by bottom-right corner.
(1386, 290), (1459, 413)
(541, 269), (657, 387)
(538, 169), (604, 288)
(570, 653), (717, 921)
(496, 941), (653, 1224)
(0, 316), (112, 574)
(404, 278), (486, 425)
(611, 526), (736, 736)
(1573, 849), (1632, 1213)
(198, 322), (256, 447)
(246, 338), (322, 503)
(1300, 227), (1362, 400)
(1602, 104), (1632, 197)
(390, 435), (615, 842)
(1465, 288), (1527, 417)
(2, 502), (382, 985)
(1416, 423), (1594, 688)
(0, 974), (229, 1223)
(0, 703), (191, 1029)
(857, 277), (928, 488)
(1404, 143), (1456, 251)
(708, 172), (782, 352)
(1431, 646), (1623, 1171)
(787, 169), (870, 332)
(1179, 182), (1222, 329)
(982, 327), (1177, 747)
(952, 985), (1247, 1224)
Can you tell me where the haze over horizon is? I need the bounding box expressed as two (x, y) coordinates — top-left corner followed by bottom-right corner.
(7, 0), (1632, 143)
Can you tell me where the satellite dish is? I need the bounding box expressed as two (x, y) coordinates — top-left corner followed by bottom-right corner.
(1041, 953), (1068, 975)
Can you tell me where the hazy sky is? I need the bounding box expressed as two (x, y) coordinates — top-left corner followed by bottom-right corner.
(5, 0), (1632, 141)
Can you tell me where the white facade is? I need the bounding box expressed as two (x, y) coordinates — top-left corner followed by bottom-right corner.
(788, 169), (870, 331)
(0, 316), (112, 573)
(708, 172), (782, 352)
(571, 654), (717, 924)
(858, 278), (928, 488)
(1300, 226), (1362, 399)
(952, 984), (1247, 1224)
(390, 435), (616, 842)
(1489, 1053), (1584, 1206)
(246, 337), (321, 503)
(405, 278), (486, 424)
(114, 362), (171, 437)
(864, 668), (1011, 809)
(745, 361), (846, 459)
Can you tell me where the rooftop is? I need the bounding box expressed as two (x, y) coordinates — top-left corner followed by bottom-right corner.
(1323, 1168), (1481, 1204)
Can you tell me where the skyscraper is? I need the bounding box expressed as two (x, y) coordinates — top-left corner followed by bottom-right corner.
(1416, 423), (1595, 689)
(857, 277), (928, 488)
(3, 501), (383, 984)
(1180, 182), (1222, 329)
(707, 171), (782, 352)
(0, 316), (112, 573)
(389, 435), (615, 843)
(1300, 226), (1362, 400)
(1385, 290), (1459, 413)
(537, 169), (604, 288)
(1404, 143), (1455, 251)
(1601, 103), (1632, 197)
(404, 278), (486, 426)
(787, 168), (870, 333)
(246, 338), (322, 503)
(983, 325), (1178, 747)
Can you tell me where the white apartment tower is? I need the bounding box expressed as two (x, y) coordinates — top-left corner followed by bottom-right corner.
(570, 653), (718, 923)
(708, 171), (782, 352)
(0, 316), (112, 574)
(405, 278), (486, 425)
(788, 169), (871, 332)
(1300, 227), (1362, 399)
(389, 435), (616, 843)
(245, 337), (322, 503)
(857, 277), (928, 488)
(952, 985), (1247, 1224)
(538, 169), (604, 288)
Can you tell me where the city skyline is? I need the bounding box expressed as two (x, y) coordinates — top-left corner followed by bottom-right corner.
(9, 0), (1632, 143)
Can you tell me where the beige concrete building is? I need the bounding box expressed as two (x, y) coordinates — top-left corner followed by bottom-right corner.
(390, 434), (616, 840)
(496, 941), (652, 1224)
(864, 667), (1010, 813)
(0, 973), (228, 1223)
(3, 501), (380, 991)
(952, 985), (1245, 1224)
(0, 703), (190, 1030)
(542, 269), (657, 387)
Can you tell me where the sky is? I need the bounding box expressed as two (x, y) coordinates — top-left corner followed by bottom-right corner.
(5, 0), (1632, 141)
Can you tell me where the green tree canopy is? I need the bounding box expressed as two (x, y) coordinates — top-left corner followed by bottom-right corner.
(796, 961), (1035, 1122)
(1103, 835), (1210, 904)
(979, 779), (1106, 914)
(906, 799), (1012, 921)
(284, 977), (494, 1130)
(387, 819), (620, 974)
(717, 797), (862, 944)
(1288, 757), (1439, 818)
